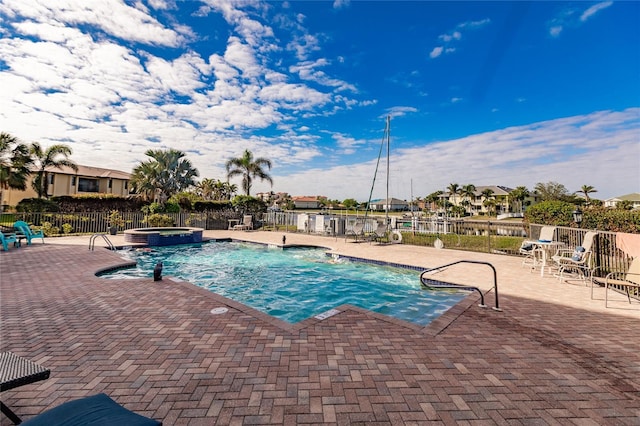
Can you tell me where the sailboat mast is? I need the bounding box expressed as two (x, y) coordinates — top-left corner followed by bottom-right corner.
(385, 115), (390, 226)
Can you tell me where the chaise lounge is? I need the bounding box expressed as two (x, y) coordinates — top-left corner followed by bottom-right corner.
(12, 221), (45, 245)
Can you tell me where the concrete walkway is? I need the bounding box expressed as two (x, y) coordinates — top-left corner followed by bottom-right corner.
(1, 231), (638, 424)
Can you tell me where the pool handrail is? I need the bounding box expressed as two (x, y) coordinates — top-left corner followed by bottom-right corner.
(420, 260), (501, 311)
(89, 233), (116, 251)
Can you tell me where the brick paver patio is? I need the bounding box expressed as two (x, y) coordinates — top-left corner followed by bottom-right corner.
(1, 231), (639, 425)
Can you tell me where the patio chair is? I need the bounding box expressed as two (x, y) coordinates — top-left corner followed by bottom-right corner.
(21, 393), (161, 425)
(552, 231), (597, 283)
(13, 221), (45, 245)
(233, 215), (253, 231)
(345, 221), (365, 242)
(370, 222), (389, 244)
(520, 226), (557, 269)
(0, 231), (19, 251)
(592, 257), (640, 308)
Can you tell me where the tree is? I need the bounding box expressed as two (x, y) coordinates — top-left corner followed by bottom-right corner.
(533, 181), (572, 202)
(424, 190), (443, 212)
(196, 178), (217, 201)
(131, 149), (199, 203)
(460, 184), (476, 215)
(509, 186), (530, 213)
(483, 198), (498, 216)
(226, 149), (273, 196)
(578, 185), (597, 204)
(29, 142), (77, 198)
(343, 198), (359, 210)
(447, 183), (460, 206)
(0, 132), (33, 209)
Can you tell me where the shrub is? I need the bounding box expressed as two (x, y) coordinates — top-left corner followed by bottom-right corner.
(524, 200), (575, 227)
(39, 221), (59, 236)
(16, 198), (59, 213)
(147, 214), (174, 227)
(62, 223), (73, 234)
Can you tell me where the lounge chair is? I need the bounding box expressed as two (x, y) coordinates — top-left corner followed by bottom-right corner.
(13, 221), (45, 245)
(0, 231), (19, 251)
(345, 221), (365, 242)
(20, 393), (161, 425)
(233, 215), (253, 231)
(592, 257), (640, 308)
(370, 222), (389, 244)
(552, 231), (597, 283)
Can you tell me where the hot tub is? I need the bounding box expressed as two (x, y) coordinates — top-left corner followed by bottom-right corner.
(124, 227), (204, 246)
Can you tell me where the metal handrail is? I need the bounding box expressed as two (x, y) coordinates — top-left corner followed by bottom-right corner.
(89, 233), (115, 251)
(420, 260), (501, 311)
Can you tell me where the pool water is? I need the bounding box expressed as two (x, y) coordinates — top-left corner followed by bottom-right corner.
(101, 241), (466, 325)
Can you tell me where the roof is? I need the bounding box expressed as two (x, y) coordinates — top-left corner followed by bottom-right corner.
(43, 164), (131, 180)
(606, 193), (640, 202)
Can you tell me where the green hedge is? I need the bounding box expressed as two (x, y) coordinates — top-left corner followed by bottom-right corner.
(525, 201), (640, 233)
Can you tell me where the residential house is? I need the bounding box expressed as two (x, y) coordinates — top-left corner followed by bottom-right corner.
(369, 198), (409, 212)
(291, 195), (326, 209)
(440, 185), (517, 216)
(2, 164), (131, 208)
(604, 193), (640, 209)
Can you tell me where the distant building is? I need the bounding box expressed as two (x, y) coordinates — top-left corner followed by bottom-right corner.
(2, 164), (131, 208)
(604, 193), (640, 209)
(369, 198), (409, 212)
(291, 195), (326, 209)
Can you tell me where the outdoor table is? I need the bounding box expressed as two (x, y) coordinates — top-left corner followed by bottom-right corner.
(228, 219), (240, 230)
(1, 352), (50, 424)
(533, 241), (566, 277)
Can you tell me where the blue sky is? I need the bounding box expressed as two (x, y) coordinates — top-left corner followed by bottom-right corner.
(0, 0), (638, 201)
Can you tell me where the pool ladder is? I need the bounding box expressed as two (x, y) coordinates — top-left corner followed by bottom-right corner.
(420, 260), (502, 311)
(89, 233), (116, 251)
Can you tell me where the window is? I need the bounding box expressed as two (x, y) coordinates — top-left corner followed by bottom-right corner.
(78, 178), (99, 193)
(71, 176), (76, 186)
(48, 174), (55, 185)
(124, 181), (128, 190)
(108, 179), (112, 189)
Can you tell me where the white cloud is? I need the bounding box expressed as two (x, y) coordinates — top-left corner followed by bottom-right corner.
(429, 19), (490, 59)
(548, 2), (613, 38)
(429, 46), (443, 59)
(581, 1), (613, 22)
(258, 109), (640, 201)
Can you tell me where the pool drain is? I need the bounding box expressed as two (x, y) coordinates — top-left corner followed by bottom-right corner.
(210, 307), (229, 315)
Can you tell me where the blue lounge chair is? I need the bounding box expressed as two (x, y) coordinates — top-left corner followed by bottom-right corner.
(21, 393), (161, 425)
(13, 221), (45, 245)
(0, 231), (19, 251)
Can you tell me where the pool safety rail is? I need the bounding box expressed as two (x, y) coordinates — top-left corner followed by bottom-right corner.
(420, 260), (502, 311)
(89, 233), (116, 251)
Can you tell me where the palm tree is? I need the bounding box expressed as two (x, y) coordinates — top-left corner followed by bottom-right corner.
(424, 190), (443, 212)
(483, 198), (497, 216)
(131, 149), (199, 203)
(481, 188), (494, 215)
(447, 183), (460, 205)
(226, 149), (273, 196)
(578, 185), (597, 204)
(130, 162), (159, 202)
(509, 186), (530, 213)
(460, 184), (476, 216)
(29, 142), (77, 198)
(196, 178), (217, 201)
(0, 132), (33, 209)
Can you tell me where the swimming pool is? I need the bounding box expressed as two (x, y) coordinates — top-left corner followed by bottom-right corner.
(101, 241), (466, 325)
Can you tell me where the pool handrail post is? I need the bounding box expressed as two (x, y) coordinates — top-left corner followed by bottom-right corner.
(419, 260), (501, 312)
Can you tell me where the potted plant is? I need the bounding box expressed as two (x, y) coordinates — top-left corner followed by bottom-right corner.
(108, 210), (125, 235)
